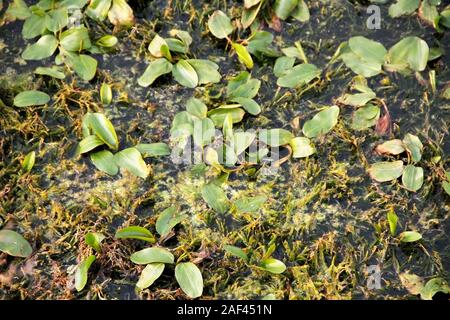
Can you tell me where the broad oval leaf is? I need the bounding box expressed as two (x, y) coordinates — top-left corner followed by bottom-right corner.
(186, 59), (221, 85)
(231, 42), (254, 69)
(22, 35), (58, 60)
(399, 231), (422, 243)
(290, 137), (316, 158)
(387, 36), (429, 72)
(402, 165), (423, 192)
(96, 35), (118, 47)
(115, 226), (155, 243)
(85, 232), (105, 252)
(156, 207), (186, 237)
(368, 160), (404, 182)
(229, 97), (261, 115)
(90, 150), (119, 175)
(130, 247), (174, 264)
(22, 151), (36, 172)
(260, 257), (286, 274)
(100, 83), (112, 105)
(148, 34), (168, 58)
(234, 195), (267, 213)
(172, 59), (198, 88)
(420, 278), (450, 300)
(193, 118), (215, 147)
(274, 56), (296, 78)
(274, 0), (299, 20)
(78, 135), (104, 154)
(389, 0), (420, 18)
(375, 139), (405, 155)
(67, 54), (98, 81)
(34, 66), (65, 79)
(175, 262), (203, 299)
(46, 7), (68, 32)
(351, 104), (380, 131)
(74, 255), (96, 292)
(233, 131), (256, 155)
(403, 133), (423, 163)
(348, 36), (387, 65)
(88, 113), (118, 150)
(208, 10), (233, 39)
(302, 106), (340, 138)
(114, 147), (149, 178)
(208, 108), (245, 127)
(136, 263), (165, 290)
(86, 0), (112, 21)
(186, 97), (208, 119)
(277, 63), (320, 88)
(22, 14), (46, 39)
(14, 90), (50, 107)
(259, 128), (293, 147)
(138, 58), (172, 87)
(223, 245), (248, 262)
(0, 230), (32, 257)
(201, 183), (229, 213)
(60, 26), (91, 52)
(135, 143), (171, 157)
(107, 0), (134, 27)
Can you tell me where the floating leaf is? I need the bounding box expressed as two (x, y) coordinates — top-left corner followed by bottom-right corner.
(100, 83), (112, 105)
(108, 0), (134, 27)
(387, 208), (398, 236)
(186, 97), (207, 119)
(232, 131), (256, 155)
(260, 257), (286, 274)
(241, 1), (262, 29)
(22, 14), (46, 39)
(290, 137), (316, 158)
(234, 195), (267, 213)
(78, 135), (104, 154)
(348, 36), (387, 65)
(87, 113), (118, 150)
(274, 0), (298, 20)
(67, 54), (98, 81)
(368, 161), (404, 182)
(185, 59), (221, 85)
(389, 0), (420, 17)
(420, 278), (450, 300)
(208, 108), (246, 127)
(351, 104), (380, 131)
(399, 231), (422, 243)
(156, 207), (186, 237)
(60, 27), (91, 52)
(387, 37), (429, 72)
(22, 151), (36, 172)
(34, 66), (65, 79)
(138, 58), (172, 87)
(74, 255), (96, 292)
(86, 0), (112, 21)
(46, 7), (68, 32)
(130, 247), (174, 265)
(292, 0), (310, 22)
(223, 245), (248, 262)
(302, 106), (340, 138)
(201, 183), (229, 213)
(14, 90), (50, 107)
(135, 143), (171, 157)
(172, 59), (198, 88)
(227, 71), (260, 99)
(115, 226), (155, 243)
(259, 128), (293, 147)
(274, 56), (296, 78)
(90, 150), (119, 175)
(277, 63), (320, 88)
(22, 34), (58, 60)
(339, 92), (376, 107)
(0, 230), (32, 257)
(208, 10), (233, 39)
(402, 165), (423, 192)
(443, 181), (450, 196)
(232, 42), (254, 69)
(114, 147), (149, 178)
(193, 118), (215, 147)
(148, 34), (168, 58)
(230, 97), (261, 115)
(375, 139), (405, 155)
(136, 263), (165, 290)
(96, 35), (118, 47)
(85, 232), (105, 252)
(175, 262), (203, 299)
(403, 133), (423, 163)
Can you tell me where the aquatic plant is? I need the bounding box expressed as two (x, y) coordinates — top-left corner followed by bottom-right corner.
(0, 229), (32, 258)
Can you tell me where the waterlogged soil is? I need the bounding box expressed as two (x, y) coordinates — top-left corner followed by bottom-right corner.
(0, 0), (449, 300)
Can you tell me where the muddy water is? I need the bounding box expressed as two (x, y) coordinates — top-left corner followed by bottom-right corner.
(0, 0), (449, 300)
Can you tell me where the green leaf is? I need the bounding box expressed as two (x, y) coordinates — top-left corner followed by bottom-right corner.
(87, 113), (118, 150)
(375, 139), (405, 155)
(234, 195), (267, 213)
(402, 165), (424, 192)
(138, 58), (172, 87)
(45, 7), (68, 32)
(274, 0), (298, 20)
(60, 27), (92, 52)
(418, 0), (439, 26)
(130, 247), (174, 265)
(34, 66), (65, 79)
(0, 230), (32, 257)
(403, 133), (423, 163)
(172, 59), (198, 88)
(186, 97), (208, 119)
(258, 128), (294, 147)
(387, 37), (429, 72)
(136, 263), (165, 290)
(74, 255), (96, 292)
(86, 0), (112, 21)
(175, 262), (203, 299)
(420, 278), (450, 300)
(241, 1), (262, 29)
(5, 0), (31, 21)
(443, 181), (450, 196)
(399, 231), (422, 243)
(227, 71), (260, 99)
(223, 245), (248, 262)
(114, 147), (150, 178)
(135, 143), (171, 157)
(22, 35), (58, 60)
(100, 83), (112, 105)
(96, 35), (118, 47)
(78, 135), (104, 154)
(389, 0), (420, 17)
(341, 51), (383, 78)
(351, 104), (380, 131)
(156, 206), (186, 237)
(208, 10), (233, 39)
(277, 63), (320, 88)
(14, 90), (50, 107)
(231, 42), (254, 69)
(274, 56), (296, 78)
(107, 0), (134, 27)
(208, 108), (246, 127)
(232, 131), (256, 155)
(85, 232), (105, 252)
(115, 226), (155, 243)
(291, 0), (310, 22)
(339, 92), (376, 107)
(148, 34), (168, 58)
(193, 118), (215, 147)
(22, 151), (36, 172)
(348, 36), (387, 65)
(229, 97), (261, 115)
(387, 208), (398, 236)
(290, 137), (316, 158)
(260, 257), (286, 274)
(90, 150), (119, 175)
(368, 161), (404, 182)
(22, 14), (46, 39)
(67, 54), (98, 81)
(302, 106), (340, 138)
(186, 59), (221, 85)
(201, 183), (229, 213)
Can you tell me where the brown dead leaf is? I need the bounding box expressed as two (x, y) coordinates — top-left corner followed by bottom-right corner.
(269, 15), (282, 32)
